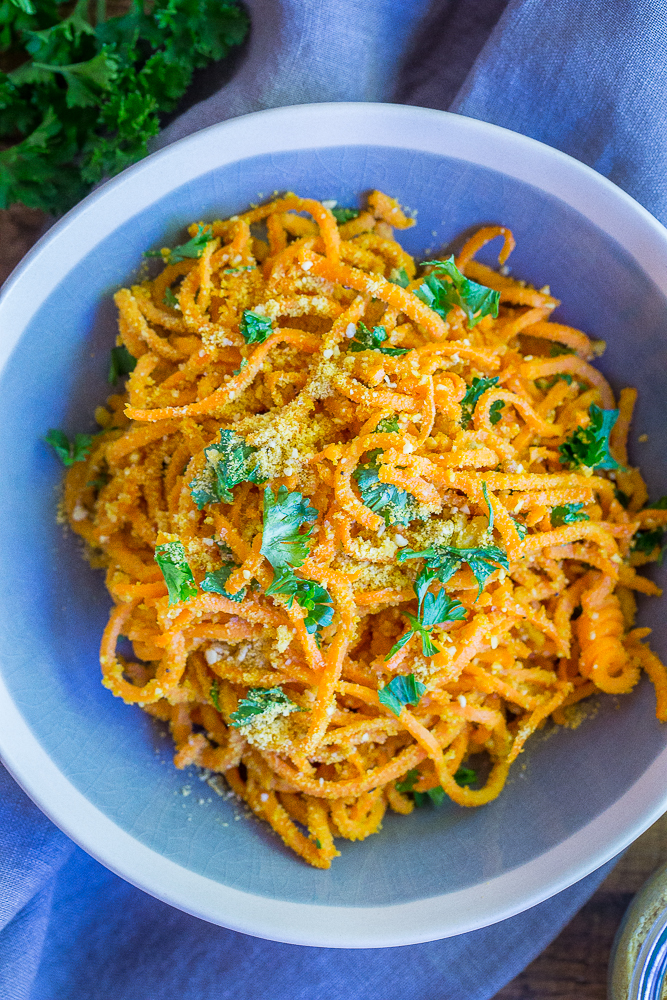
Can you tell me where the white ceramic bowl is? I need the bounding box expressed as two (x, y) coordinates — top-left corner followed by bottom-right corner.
(1, 103), (666, 948)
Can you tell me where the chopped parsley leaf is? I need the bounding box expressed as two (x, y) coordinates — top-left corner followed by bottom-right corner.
(260, 486), (318, 571)
(210, 679), (221, 711)
(649, 496), (667, 510)
(389, 266), (410, 288)
(331, 206), (359, 224)
(398, 543), (509, 600)
(265, 569), (334, 634)
(489, 399), (505, 425)
(163, 288), (181, 310)
(378, 673), (427, 716)
(154, 540), (197, 605)
(376, 414), (400, 433)
(460, 376), (499, 429)
(412, 768), (477, 806)
(108, 344), (137, 385)
(615, 488), (631, 508)
(201, 565), (245, 602)
(632, 527), (666, 559)
(387, 585), (467, 659)
(416, 256), (500, 328)
(454, 766), (478, 787)
(353, 449), (421, 526)
(144, 224), (213, 264)
(45, 428), (94, 466)
(549, 343), (575, 357)
(551, 503), (589, 527)
(414, 786), (446, 807)
(240, 310), (273, 345)
(189, 429), (262, 508)
(559, 404), (619, 470)
(230, 686), (301, 728)
(395, 768), (419, 793)
(349, 321), (409, 356)
(510, 515), (527, 540)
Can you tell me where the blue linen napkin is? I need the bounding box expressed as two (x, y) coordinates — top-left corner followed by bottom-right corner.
(3, 0), (664, 995)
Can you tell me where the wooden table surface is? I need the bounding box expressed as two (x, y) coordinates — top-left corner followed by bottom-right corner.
(3, 204), (666, 1000)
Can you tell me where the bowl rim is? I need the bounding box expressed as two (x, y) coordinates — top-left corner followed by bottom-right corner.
(2, 101), (667, 948)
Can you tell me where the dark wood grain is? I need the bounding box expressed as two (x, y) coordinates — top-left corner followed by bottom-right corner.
(493, 813), (667, 999)
(4, 201), (667, 1000)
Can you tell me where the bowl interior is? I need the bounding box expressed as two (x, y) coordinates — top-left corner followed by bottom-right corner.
(1, 142), (666, 909)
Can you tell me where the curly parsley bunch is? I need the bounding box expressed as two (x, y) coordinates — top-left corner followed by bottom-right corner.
(0, 0), (248, 213)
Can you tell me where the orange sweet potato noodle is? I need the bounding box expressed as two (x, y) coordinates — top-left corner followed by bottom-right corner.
(62, 190), (667, 868)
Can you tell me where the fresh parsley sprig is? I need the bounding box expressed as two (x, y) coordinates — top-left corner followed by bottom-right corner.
(331, 206), (359, 224)
(415, 256), (500, 328)
(353, 449), (421, 526)
(389, 266), (410, 288)
(201, 564), (245, 602)
(349, 321), (409, 357)
(108, 344), (136, 385)
(265, 570), (334, 634)
(395, 766), (478, 804)
(189, 429), (263, 509)
(154, 540), (197, 606)
(0, 0), (248, 213)
(144, 224), (213, 264)
(459, 376), (499, 429)
(45, 428), (94, 466)
(230, 686), (301, 728)
(240, 310), (273, 346)
(551, 503), (590, 527)
(378, 674), (426, 716)
(559, 404), (619, 470)
(398, 543), (509, 600)
(260, 486), (318, 570)
(387, 578), (467, 659)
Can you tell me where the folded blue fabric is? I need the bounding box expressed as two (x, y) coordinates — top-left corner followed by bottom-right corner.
(5, 0), (663, 995)
(1, 766), (614, 1000)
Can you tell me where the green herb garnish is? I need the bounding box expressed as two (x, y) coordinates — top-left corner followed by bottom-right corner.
(154, 540), (197, 605)
(265, 569), (334, 634)
(240, 310), (273, 346)
(144, 224), (213, 264)
(210, 678), (221, 711)
(201, 565), (245, 602)
(0, 1), (248, 214)
(549, 343), (575, 357)
(489, 399), (505, 425)
(559, 404), (619, 470)
(460, 376), (499, 429)
(163, 287), (180, 310)
(353, 449), (421, 526)
(230, 686), (301, 728)
(331, 206), (359, 224)
(375, 414), (400, 434)
(389, 266), (410, 288)
(349, 321), (409, 356)
(260, 486), (318, 571)
(398, 543), (509, 600)
(378, 673), (427, 716)
(551, 503), (590, 527)
(45, 428), (93, 466)
(395, 768), (419, 793)
(108, 344), (136, 385)
(414, 786), (446, 807)
(387, 579), (467, 659)
(189, 429), (262, 509)
(453, 766), (478, 787)
(415, 256), (500, 328)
